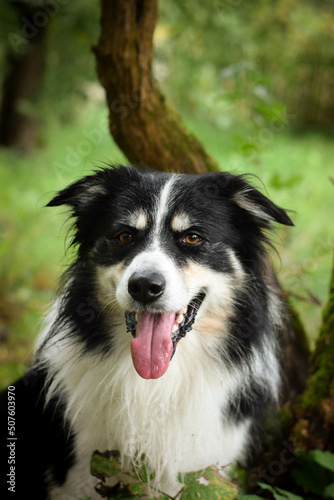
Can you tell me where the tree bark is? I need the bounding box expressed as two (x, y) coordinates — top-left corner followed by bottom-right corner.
(290, 251), (334, 451)
(93, 0), (310, 404)
(268, 264), (310, 404)
(93, 0), (218, 174)
(0, 1), (47, 154)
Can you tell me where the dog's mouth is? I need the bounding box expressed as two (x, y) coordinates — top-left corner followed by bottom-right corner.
(125, 292), (206, 380)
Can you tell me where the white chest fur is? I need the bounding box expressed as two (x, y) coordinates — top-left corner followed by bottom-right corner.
(43, 323), (250, 498)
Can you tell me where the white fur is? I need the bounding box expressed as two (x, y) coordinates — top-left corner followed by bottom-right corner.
(153, 176), (177, 238)
(40, 308), (255, 499)
(38, 260), (280, 499)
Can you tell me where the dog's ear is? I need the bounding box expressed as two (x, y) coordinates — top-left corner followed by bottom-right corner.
(46, 167), (131, 253)
(204, 172), (293, 227)
(232, 181), (294, 227)
(46, 174), (108, 211)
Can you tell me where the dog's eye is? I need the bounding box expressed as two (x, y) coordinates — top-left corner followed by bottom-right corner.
(118, 232), (134, 244)
(184, 234), (202, 245)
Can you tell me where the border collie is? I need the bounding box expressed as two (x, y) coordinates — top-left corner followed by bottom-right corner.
(0, 165), (293, 499)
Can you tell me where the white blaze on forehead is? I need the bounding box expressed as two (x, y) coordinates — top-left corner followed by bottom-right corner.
(171, 212), (192, 233)
(127, 210), (148, 230)
(153, 176), (178, 236)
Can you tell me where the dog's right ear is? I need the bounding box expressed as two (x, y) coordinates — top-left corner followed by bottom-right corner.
(46, 166), (139, 212)
(46, 166), (135, 253)
(46, 174), (109, 211)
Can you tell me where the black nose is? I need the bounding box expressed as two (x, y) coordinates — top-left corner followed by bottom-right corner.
(128, 272), (166, 305)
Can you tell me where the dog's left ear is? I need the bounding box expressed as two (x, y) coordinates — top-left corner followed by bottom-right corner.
(207, 172), (293, 227)
(232, 180), (294, 227)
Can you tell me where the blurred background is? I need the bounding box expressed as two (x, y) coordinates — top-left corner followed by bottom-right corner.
(0, 0), (333, 388)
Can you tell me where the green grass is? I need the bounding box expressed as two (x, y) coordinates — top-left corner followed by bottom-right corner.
(0, 101), (333, 388)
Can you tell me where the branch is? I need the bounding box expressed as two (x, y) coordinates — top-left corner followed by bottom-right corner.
(93, 0), (218, 174)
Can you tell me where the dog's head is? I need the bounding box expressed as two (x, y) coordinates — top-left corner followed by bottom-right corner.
(48, 166), (292, 379)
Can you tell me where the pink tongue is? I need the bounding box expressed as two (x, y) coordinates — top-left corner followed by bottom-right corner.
(131, 312), (175, 379)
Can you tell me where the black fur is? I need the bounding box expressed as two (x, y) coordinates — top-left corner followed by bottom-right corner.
(0, 369), (74, 499)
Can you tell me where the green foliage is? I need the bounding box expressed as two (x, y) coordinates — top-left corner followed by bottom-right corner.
(157, 0), (334, 129)
(181, 468), (237, 500)
(88, 449), (334, 500)
(91, 451), (122, 479)
(238, 450), (334, 500)
(311, 450), (334, 473)
(40, 0), (100, 121)
(2, 0), (334, 133)
(258, 483), (303, 500)
(0, 0), (100, 123)
(89, 450), (237, 500)
(291, 451), (334, 497)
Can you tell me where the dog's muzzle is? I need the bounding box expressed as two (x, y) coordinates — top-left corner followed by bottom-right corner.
(125, 283), (206, 380)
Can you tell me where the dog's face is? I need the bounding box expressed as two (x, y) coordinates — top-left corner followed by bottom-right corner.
(48, 166), (292, 379)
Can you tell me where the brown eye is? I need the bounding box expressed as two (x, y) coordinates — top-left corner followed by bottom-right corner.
(119, 232), (134, 244)
(184, 234), (202, 245)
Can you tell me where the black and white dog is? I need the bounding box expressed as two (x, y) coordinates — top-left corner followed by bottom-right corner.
(0, 166), (293, 499)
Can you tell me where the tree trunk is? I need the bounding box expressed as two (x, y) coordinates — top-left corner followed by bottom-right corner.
(290, 251), (334, 451)
(93, 0), (218, 174)
(93, 0), (310, 404)
(268, 264), (310, 404)
(0, 1), (47, 154)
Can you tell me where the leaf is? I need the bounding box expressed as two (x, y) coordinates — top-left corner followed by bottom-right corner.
(257, 484), (304, 500)
(257, 484), (285, 500)
(272, 494), (288, 500)
(180, 467), (238, 500)
(324, 483), (334, 498)
(127, 482), (146, 496)
(237, 495), (265, 500)
(91, 450), (121, 480)
(95, 482), (133, 500)
(292, 452), (329, 495)
(275, 487), (304, 500)
(309, 451), (334, 472)
(257, 483), (275, 493)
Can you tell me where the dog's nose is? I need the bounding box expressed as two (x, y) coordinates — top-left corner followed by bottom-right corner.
(128, 272), (166, 305)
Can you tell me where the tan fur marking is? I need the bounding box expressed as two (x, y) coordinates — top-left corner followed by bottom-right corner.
(171, 213), (192, 233)
(96, 263), (125, 313)
(128, 211), (147, 230)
